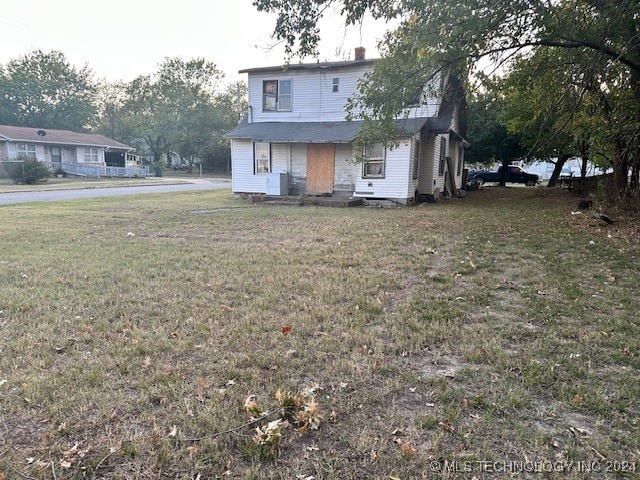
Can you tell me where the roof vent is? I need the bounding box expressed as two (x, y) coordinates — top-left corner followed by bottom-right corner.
(37, 129), (46, 136)
(354, 47), (366, 61)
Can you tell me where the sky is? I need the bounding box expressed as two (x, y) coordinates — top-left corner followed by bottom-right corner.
(0, 0), (393, 86)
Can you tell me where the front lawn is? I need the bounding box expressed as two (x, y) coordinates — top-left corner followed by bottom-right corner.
(0, 188), (638, 479)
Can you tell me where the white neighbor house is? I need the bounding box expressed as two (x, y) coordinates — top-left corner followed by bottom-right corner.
(226, 48), (468, 205)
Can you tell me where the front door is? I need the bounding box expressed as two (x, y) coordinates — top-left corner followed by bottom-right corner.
(306, 144), (335, 194)
(50, 146), (62, 164)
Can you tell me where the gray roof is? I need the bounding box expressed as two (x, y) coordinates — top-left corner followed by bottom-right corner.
(0, 125), (132, 150)
(225, 116), (451, 143)
(239, 58), (379, 74)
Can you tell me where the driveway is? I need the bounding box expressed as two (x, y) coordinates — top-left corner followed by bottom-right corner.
(0, 178), (231, 205)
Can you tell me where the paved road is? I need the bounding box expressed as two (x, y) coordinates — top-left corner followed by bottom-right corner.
(0, 179), (231, 205)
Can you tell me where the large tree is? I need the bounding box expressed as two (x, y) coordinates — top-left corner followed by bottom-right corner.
(253, 0), (640, 199)
(0, 49), (97, 131)
(124, 57), (224, 165)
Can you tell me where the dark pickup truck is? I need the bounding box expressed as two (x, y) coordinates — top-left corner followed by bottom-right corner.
(467, 165), (540, 187)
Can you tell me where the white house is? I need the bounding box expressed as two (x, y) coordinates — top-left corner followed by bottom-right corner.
(0, 125), (142, 175)
(225, 48), (468, 205)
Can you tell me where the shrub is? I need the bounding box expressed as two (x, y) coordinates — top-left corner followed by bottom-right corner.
(7, 157), (50, 184)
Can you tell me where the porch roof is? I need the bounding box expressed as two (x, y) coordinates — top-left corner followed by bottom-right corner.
(225, 117), (448, 143)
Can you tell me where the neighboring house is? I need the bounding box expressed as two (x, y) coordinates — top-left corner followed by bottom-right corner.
(225, 48), (468, 205)
(0, 125), (139, 169)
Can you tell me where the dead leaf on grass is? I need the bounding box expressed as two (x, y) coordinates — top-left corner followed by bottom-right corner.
(400, 442), (417, 457)
(142, 357), (152, 369)
(281, 324), (292, 334)
(438, 421), (455, 433)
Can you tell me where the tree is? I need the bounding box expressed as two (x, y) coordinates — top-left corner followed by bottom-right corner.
(466, 90), (526, 186)
(124, 57), (224, 166)
(0, 50), (97, 131)
(253, 0), (640, 200)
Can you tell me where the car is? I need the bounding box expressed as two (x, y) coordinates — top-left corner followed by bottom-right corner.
(467, 165), (540, 187)
(173, 162), (189, 171)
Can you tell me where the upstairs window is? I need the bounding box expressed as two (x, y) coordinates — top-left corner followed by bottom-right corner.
(332, 78), (340, 93)
(84, 147), (99, 163)
(254, 142), (271, 174)
(263, 79), (292, 111)
(16, 143), (36, 158)
(362, 143), (385, 178)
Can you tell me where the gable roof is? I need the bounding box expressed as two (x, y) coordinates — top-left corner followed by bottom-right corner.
(0, 125), (132, 150)
(225, 116), (451, 143)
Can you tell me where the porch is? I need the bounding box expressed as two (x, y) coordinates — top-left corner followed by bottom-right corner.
(49, 162), (149, 179)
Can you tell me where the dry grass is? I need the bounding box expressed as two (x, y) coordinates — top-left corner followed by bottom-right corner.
(0, 186), (638, 479)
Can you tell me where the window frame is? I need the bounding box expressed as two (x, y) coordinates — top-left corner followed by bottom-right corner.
(16, 143), (36, 158)
(83, 147), (99, 163)
(457, 145), (464, 176)
(254, 142), (271, 174)
(438, 137), (446, 176)
(412, 138), (421, 180)
(262, 79), (292, 112)
(332, 78), (340, 93)
(362, 143), (386, 179)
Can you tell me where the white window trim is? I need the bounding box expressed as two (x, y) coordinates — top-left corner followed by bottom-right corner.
(16, 143), (37, 158)
(362, 143), (386, 179)
(254, 142), (271, 174)
(263, 79), (292, 112)
(84, 147), (99, 163)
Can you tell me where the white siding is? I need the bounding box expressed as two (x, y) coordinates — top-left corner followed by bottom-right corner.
(290, 143), (307, 194)
(231, 139), (266, 193)
(353, 138), (411, 202)
(248, 66), (370, 123)
(334, 143), (355, 193)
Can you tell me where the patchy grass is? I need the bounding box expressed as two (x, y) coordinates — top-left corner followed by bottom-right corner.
(0, 187), (638, 479)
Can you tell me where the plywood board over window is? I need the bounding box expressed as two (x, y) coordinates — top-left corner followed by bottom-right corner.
(307, 144), (335, 194)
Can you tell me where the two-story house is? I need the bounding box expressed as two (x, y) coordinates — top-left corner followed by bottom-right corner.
(226, 48), (468, 205)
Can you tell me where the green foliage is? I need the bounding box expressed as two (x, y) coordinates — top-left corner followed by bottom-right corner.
(0, 49), (97, 131)
(254, 0), (640, 200)
(6, 157), (50, 184)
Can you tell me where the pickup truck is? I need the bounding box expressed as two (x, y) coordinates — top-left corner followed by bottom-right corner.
(467, 165), (540, 187)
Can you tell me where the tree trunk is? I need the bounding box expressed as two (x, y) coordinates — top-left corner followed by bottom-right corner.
(499, 158), (510, 187)
(547, 154), (570, 187)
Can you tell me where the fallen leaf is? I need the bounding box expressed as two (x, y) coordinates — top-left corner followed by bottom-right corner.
(221, 304), (234, 312)
(400, 442), (417, 457)
(142, 357), (152, 369)
(329, 409), (338, 423)
(438, 421), (455, 433)
(281, 324), (292, 334)
(168, 425), (178, 437)
(60, 460), (72, 469)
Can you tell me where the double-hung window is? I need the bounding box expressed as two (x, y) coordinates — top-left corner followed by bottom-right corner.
(254, 142), (271, 174)
(84, 147), (99, 163)
(362, 143), (385, 178)
(263, 79), (292, 111)
(16, 143), (36, 158)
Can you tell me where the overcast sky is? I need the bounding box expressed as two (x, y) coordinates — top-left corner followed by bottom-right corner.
(0, 0), (392, 85)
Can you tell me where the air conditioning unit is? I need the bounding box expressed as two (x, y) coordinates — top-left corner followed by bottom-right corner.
(266, 171), (289, 196)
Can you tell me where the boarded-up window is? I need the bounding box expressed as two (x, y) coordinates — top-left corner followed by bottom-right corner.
(254, 142), (271, 174)
(362, 143), (385, 178)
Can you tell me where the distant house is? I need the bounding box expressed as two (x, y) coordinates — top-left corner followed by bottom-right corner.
(225, 48), (468, 205)
(0, 125), (145, 177)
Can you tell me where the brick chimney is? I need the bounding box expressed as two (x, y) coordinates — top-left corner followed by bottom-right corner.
(354, 47), (366, 61)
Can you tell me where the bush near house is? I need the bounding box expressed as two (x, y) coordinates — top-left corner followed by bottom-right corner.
(5, 157), (50, 184)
